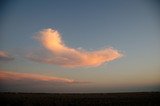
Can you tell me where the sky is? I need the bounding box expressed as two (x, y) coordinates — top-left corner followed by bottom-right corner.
(0, 0), (160, 93)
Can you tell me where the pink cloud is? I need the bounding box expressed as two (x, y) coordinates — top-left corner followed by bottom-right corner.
(0, 50), (14, 61)
(28, 28), (122, 67)
(0, 71), (75, 83)
(0, 70), (89, 92)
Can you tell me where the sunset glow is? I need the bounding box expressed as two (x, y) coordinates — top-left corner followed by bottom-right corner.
(0, 0), (159, 93)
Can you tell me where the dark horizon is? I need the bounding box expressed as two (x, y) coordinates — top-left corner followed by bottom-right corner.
(1, 92), (160, 106)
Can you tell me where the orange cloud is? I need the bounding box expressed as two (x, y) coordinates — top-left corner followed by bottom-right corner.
(29, 28), (122, 67)
(0, 71), (75, 83)
(0, 50), (14, 61)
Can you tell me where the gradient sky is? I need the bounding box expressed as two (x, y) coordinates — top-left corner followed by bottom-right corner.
(0, 0), (160, 93)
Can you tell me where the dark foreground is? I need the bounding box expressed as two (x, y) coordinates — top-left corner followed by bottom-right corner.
(0, 92), (160, 106)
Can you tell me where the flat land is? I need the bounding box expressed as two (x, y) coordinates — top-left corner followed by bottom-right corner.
(0, 92), (160, 106)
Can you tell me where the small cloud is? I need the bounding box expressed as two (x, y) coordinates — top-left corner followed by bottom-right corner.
(28, 28), (122, 68)
(0, 50), (14, 61)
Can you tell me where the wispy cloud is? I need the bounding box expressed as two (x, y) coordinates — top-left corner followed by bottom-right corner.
(28, 28), (122, 68)
(0, 71), (76, 84)
(0, 70), (89, 92)
(0, 50), (14, 61)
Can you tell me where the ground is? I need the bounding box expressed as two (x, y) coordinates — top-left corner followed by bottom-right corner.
(0, 92), (160, 106)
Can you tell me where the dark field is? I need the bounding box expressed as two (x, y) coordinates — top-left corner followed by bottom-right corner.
(0, 92), (160, 106)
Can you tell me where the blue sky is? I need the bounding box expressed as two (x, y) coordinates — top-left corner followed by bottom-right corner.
(0, 0), (160, 93)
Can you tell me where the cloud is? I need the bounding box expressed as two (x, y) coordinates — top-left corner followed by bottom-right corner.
(28, 28), (122, 67)
(0, 71), (76, 84)
(0, 50), (14, 61)
(0, 70), (89, 92)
